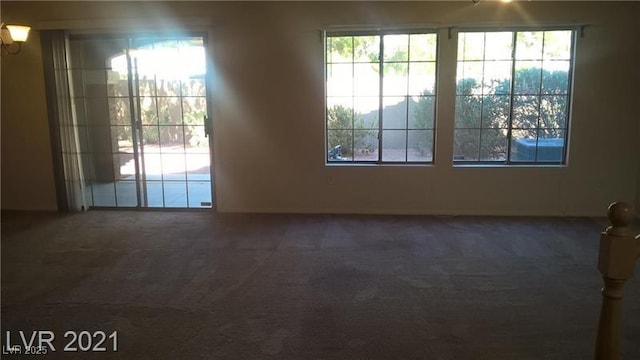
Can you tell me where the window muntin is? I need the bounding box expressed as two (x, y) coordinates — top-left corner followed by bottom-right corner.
(326, 32), (437, 163)
(454, 30), (574, 164)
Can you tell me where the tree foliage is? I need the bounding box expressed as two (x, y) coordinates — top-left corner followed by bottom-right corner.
(327, 104), (377, 159)
(327, 104), (353, 157)
(326, 64), (569, 162)
(327, 36), (378, 63)
(452, 67), (569, 161)
(108, 76), (208, 148)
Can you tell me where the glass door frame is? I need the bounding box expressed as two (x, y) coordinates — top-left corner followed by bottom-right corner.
(56, 30), (216, 210)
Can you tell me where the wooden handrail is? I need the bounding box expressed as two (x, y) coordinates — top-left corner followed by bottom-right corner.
(594, 201), (640, 360)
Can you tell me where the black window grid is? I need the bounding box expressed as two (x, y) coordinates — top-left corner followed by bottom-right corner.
(326, 31), (438, 164)
(454, 29), (575, 165)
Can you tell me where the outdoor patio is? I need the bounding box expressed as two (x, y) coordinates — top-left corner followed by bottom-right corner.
(87, 143), (212, 208)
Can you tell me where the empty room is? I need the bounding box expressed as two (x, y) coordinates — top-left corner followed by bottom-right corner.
(1, 1), (639, 359)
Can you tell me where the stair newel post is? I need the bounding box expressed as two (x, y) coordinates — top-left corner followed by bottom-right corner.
(594, 202), (637, 360)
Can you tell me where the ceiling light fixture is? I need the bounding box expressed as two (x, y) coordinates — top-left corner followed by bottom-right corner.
(1, 23), (31, 55)
(472, 0), (515, 4)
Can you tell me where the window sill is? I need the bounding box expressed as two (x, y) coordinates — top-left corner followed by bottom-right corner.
(326, 162), (434, 167)
(453, 162), (567, 168)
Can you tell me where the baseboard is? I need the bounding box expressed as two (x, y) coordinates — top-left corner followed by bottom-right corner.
(216, 206), (601, 218)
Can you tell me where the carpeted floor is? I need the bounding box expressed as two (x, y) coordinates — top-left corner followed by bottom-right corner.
(1, 211), (639, 359)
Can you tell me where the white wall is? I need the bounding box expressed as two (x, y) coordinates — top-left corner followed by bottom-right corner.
(637, 175), (640, 219)
(1, 29), (58, 211)
(636, 2), (640, 219)
(2, 1), (639, 216)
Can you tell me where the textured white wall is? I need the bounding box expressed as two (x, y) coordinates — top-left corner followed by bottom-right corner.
(636, 3), (640, 219)
(1, 30), (58, 211)
(2, 1), (639, 216)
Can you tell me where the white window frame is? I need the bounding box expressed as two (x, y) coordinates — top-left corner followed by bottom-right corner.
(453, 28), (576, 165)
(325, 29), (439, 164)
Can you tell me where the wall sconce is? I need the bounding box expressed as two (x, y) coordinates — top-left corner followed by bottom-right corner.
(1, 23), (31, 55)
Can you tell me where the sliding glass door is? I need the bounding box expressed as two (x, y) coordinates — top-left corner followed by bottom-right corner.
(65, 34), (213, 209)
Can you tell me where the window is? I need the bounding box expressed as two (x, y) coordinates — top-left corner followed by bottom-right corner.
(326, 31), (437, 163)
(454, 30), (574, 164)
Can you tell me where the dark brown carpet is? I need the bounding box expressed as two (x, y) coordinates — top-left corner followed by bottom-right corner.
(2, 211), (639, 359)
